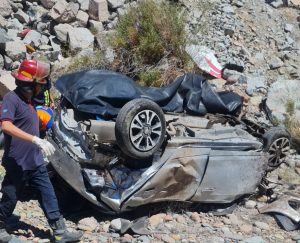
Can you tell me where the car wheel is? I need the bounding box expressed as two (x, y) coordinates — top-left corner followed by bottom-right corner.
(115, 98), (166, 160)
(263, 127), (291, 169)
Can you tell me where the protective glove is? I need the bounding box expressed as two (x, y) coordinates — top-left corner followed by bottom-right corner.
(32, 136), (56, 157)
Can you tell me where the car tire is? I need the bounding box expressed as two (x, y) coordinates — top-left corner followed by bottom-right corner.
(263, 127), (291, 170)
(115, 98), (166, 160)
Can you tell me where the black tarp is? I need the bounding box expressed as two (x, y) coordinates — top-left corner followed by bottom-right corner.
(55, 70), (243, 119)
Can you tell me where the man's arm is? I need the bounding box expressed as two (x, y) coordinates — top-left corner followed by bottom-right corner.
(1, 120), (34, 142)
(2, 120), (55, 156)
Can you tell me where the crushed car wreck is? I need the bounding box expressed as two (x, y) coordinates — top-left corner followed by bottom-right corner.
(48, 70), (291, 214)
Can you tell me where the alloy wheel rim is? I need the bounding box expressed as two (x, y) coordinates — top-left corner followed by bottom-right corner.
(268, 137), (290, 167)
(130, 110), (162, 151)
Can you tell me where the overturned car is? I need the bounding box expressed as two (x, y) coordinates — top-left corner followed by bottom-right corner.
(48, 70), (291, 213)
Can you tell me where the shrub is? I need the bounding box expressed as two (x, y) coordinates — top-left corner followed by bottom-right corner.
(109, 0), (187, 85)
(139, 69), (161, 87)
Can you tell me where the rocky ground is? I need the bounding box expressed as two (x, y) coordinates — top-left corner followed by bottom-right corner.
(0, 149), (299, 243)
(0, 0), (300, 242)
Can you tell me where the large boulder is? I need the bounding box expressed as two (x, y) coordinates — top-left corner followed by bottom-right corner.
(68, 28), (94, 51)
(89, 0), (109, 22)
(0, 0), (12, 18)
(5, 40), (26, 61)
(54, 23), (74, 43)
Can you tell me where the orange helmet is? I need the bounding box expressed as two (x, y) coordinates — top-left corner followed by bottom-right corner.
(12, 59), (50, 84)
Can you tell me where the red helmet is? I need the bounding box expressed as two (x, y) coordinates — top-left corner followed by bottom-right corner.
(12, 59), (50, 84)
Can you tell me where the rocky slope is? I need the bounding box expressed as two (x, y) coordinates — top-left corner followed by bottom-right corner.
(0, 0), (300, 243)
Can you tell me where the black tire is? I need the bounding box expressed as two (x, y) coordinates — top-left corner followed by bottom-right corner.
(263, 127), (291, 169)
(115, 98), (166, 160)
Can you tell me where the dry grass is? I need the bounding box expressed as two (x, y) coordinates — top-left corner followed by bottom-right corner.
(109, 0), (188, 86)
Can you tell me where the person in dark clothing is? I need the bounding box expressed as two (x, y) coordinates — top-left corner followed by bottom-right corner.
(0, 59), (82, 243)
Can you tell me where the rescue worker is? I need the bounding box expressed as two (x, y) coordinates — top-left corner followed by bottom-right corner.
(0, 59), (82, 243)
(33, 76), (55, 109)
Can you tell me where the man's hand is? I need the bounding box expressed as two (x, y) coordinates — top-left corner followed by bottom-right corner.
(32, 136), (55, 156)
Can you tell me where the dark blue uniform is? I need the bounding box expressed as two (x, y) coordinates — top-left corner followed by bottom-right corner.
(0, 90), (60, 223)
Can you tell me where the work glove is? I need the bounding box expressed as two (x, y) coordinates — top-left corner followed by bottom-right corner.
(32, 136), (56, 157)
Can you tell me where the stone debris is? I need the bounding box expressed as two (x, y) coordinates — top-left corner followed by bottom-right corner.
(0, 0), (299, 242)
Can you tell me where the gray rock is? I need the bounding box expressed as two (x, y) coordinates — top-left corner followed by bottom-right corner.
(76, 10), (89, 27)
(246, 76), (266, 95)
(13, 10), (30, 24)
(103, 47), (114, 62)
(5, 40), (26, 61)
(110, 218), (122, 232)
(77, 217), (98, 232)
(54, 24), (74, 43)
(270, 0), (284, 8)
(49, 0), (68, 21)
(267, 79), (300, 122)
(23, 30), (42, 47)
(107, 0), (125, 9)
(58, 2), (79, 23)
(222, 6), (235, 14)
(0, 29), (12, 44)
(37, 22), (48, 32)
(0, 0), (12, 18)
(161, 235), (175, 243)
(6, 29), (19, 40)
(284, 23), (294, 32)
(78, 0), (89, 11)
(0, 15), (7, 28)
(224, 24), (235, 37)
(253, 221), (270, 230)
(228, 214), (240, 225)
(292, 234), (300, 241)
(68, 27), (94, 51)
(269, 57), (284, 69)
(49, 36), (62, 52)
(137, 235), (150, 243)
(244, 200), (257, 209)
(40, 0), (56, 9)
(3, 55), (13, 70)
(241, 236), (265, 243)
(232, 0), (244, 7)
(89, 20), (104, 34)
(89, 0), (109, 22)
(6, 18), (23, 30)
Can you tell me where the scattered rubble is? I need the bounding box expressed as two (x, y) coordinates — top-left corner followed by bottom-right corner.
(0, 0), (299, 242)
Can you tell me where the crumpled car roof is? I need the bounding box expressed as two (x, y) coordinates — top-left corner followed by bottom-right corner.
(55, 70), (243, 119)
